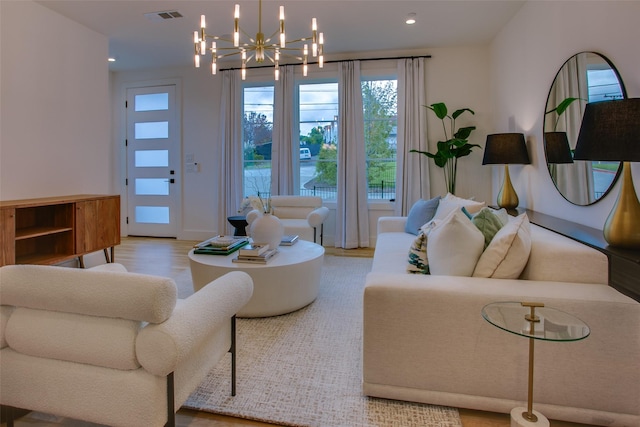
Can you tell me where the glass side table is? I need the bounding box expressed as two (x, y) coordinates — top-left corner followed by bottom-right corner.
(481, 302), (590, 427)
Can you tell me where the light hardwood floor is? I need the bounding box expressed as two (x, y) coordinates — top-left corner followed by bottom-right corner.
(5, 237), (595, 427)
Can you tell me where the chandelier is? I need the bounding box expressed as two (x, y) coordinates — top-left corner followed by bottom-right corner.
(193, 0), (324, 80)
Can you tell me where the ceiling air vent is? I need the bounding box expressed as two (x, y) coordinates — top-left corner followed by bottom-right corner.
(144, 10), (183, 22)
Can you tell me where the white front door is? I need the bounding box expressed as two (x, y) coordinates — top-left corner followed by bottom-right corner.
(126, 85), (179, 237)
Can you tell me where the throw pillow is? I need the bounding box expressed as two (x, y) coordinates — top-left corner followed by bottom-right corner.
(433, 193), (485, 220)
(404, 196), (440, 235)
(427, 209), (484, 277)
(470, 207), (508, 248)
(473, 213), (532, 279)
(406, 221), (437, 274)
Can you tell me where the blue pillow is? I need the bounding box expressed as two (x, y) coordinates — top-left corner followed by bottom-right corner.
(405, 196), (440, 235)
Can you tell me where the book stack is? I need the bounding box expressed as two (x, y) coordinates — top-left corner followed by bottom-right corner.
(280, 234), (299, 246)
(233, 245), (278, 264)
(193, 236), (249, 255)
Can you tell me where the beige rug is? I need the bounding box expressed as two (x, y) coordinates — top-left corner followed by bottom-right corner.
(175, 255), (462, 427)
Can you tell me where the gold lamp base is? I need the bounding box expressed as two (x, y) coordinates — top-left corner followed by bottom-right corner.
(604, 162), (640, 249)
(497, 164), (520, 210)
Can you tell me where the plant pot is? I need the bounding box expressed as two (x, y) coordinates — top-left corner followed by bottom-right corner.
(250, 213), (284, 250)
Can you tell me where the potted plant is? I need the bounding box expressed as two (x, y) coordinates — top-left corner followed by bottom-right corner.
(411, 102), (479, 195)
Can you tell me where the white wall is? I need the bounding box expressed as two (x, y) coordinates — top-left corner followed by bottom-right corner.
(0, 1), (111, 201)
(490, 1), (640, 229)
(113, 46), (493, 242)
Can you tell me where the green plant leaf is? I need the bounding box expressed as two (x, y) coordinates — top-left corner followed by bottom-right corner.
(433, 152), (448, 168)
(427, 102), (448, 120)
(451, 108), (475, 120)
(454, 125), (476, 140)
(453, 143), (481, 158)
(545, 97), (584, 115)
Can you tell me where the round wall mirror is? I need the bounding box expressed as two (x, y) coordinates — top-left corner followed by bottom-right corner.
(543, 52), (626, 205)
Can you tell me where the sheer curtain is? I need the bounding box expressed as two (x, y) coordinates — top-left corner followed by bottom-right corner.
(271, 65), (296, 195)
(549, 53), (593, 204)
(335, 61), (369, 248)
(216, 69), (244, 234)
(396, 57), (430, 215)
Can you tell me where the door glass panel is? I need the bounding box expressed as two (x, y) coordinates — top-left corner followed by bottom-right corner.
(135, 206), (170, 224)
(135, 93), (169, 111)
(135, 150), (169, 167)
(135, 178), (169, 195)
(135, 121), (169, 139)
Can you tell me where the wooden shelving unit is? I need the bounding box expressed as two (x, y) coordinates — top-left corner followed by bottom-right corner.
(0, 195), (120, 267)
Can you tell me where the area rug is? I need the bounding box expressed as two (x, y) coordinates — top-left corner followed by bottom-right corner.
(175, 255), (462, 427)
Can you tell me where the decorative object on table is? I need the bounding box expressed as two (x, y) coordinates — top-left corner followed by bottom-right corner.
(410, 102), (479, 195)
(280, 234), (299, 246)
(193, 236), (249, 255)
(239, 192), (272, 214)
(482, 133), (531, 210)
(192, 0), (324, 81)
(543, 132), (574, 164)
(238, 243), (269, 257)
(573, 98), (640, 249)
(482, 301), (590, 427)
(227, 215), (248, 236)
(248, 213), (284, 250)
(233, 248), (278, 264)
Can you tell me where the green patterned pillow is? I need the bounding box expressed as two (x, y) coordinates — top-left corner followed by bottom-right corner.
(407, 222), (436, 274)
(471, 207), (507, 248)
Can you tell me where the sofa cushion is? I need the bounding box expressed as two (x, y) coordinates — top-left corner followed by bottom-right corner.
(433, 193), (485, 220)
(473, 213), (532, 279)
(407, 221), (438, 274)
(5, 307), (141, 370)
(405, 196), (440, 235)
(470, 207), (508, 248)
(0, 264), (177, 323)
(427, 209), (484, 276)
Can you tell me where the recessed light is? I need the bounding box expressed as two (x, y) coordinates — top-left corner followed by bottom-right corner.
(406, 13), (416, 25)
(108, 58), (116, 62)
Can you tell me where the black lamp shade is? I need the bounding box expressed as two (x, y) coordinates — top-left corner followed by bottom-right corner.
(574, 98), (640, 161)
(482, 133), (530, 165)
(544, 132), (574, 164)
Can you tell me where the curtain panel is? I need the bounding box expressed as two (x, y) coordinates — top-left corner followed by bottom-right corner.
(396, 57), (430, 215)
(216, 70), (245, 235)
(271, 65), (296, 195)
(335, 61), (370, 248)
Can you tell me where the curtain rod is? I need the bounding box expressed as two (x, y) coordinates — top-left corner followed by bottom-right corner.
(218, 54), (432, 72)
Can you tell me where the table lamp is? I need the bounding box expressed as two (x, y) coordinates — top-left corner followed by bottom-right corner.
(573, 98), (640, 248)
(544, 132), (574, 164)
(482, 133), (531, 209)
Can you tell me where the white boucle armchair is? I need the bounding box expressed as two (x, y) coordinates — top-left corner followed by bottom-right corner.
(0, 263), (253, 427)
(247, 195), (329, 244)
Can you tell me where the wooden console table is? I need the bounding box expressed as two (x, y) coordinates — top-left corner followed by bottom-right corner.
(525, 209), (640, 303)
(0, 195), (120, 267)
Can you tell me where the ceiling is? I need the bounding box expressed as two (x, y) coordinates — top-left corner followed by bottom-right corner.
(36, 0), (525, 72)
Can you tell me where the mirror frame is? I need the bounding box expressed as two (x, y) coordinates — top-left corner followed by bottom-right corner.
(543, 51), (627, 206)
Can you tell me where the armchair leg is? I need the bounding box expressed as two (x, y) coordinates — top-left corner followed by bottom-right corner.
(313, 227), (318, 244)
(165, 372), (175, 427)
(230, 315), (237, 396)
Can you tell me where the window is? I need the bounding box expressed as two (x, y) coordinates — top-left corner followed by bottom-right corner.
(362, 78), (397, 200)
(299, 82), (339, 199)
(586, 66), (623, 198)
(243, 85), (274, 197)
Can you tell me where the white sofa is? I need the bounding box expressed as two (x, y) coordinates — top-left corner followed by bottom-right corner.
(0, 263), (253, 427)
(363, 216), (640, 426)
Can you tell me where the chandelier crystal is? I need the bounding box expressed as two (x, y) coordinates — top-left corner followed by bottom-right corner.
(193, 0), (324, 80)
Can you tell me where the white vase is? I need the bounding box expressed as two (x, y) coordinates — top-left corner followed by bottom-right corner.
(250, 213), (284, 250)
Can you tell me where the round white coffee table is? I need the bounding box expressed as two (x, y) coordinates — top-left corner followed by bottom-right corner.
(189, 240), (324, 317)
